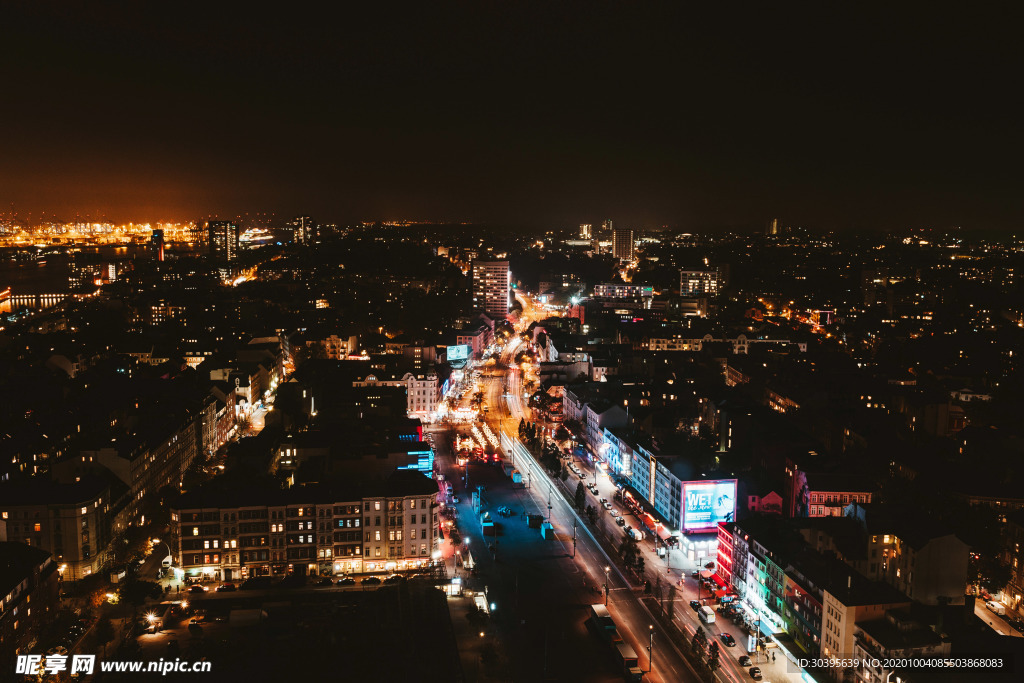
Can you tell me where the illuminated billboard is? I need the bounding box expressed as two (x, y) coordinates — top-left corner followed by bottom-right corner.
(682, 479), (737, 531)
(447, 345), (470, 362)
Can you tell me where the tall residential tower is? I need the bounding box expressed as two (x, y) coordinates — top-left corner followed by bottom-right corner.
(471, 259), (511, 320)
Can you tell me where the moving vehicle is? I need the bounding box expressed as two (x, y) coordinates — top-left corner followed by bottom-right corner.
(215, 583), (236, 592)
(188, 585), (208, 594)
(699, 605), (716, 625)
(987, 600), (1007, 616)
(690, 600), (701, 612)
(719, 633), (735, 647)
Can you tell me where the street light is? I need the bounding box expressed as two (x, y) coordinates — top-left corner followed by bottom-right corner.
(648, 625), (655, 674)
(604, 566), (610, 606)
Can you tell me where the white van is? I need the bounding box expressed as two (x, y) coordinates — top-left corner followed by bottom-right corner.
(699, 605), (716, 624)
(987, 601), (1007, 616)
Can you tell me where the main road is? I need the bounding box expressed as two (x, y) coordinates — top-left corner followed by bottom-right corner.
(482, 291), (803, 683)
(476, 292), (702, 683)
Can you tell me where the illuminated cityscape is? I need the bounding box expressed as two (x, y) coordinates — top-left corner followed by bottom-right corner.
(2, 4), (1024, 683)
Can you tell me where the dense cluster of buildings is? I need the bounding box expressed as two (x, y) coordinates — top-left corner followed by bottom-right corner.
(3, 219), (1024, 676)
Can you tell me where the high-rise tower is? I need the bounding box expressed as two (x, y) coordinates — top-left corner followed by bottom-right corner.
(471, 259), (511, 320)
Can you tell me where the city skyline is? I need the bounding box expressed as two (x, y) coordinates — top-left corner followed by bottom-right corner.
(4, 5), (1024, 681)
(2, 5), (1023, 230)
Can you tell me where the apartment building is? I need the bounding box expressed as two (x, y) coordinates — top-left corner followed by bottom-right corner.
(171, 470), (438, 580)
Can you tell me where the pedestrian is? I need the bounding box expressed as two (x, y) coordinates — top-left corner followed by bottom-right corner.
(772, 651), (776, 663)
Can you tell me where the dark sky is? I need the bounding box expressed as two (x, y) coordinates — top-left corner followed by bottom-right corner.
(1, 3), (1021, 230)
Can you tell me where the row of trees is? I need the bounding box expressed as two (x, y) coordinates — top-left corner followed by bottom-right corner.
(691, 628), (722, 675)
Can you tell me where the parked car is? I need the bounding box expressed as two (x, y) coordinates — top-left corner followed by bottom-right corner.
(610, 509), (620, 517)
(384, 574), (405, 584)
(615, 517), (626, 526)
(337, 577), (356, 586)
(720, 633), (736, 647)
(738, 656), (752, 667)
(362, 576), (382, 585)
(602, 501), (612, 510)
(316, 577), (333, 586)
(690, 600), (701, 612)
(749, 667), (762, 680)
(216, 583), (236, 592)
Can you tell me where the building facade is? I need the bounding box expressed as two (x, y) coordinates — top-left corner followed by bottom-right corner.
(471, 259), (511, 321)
(612, 226), (634, 261)
(172, 472), (438, 580)
(0, 543), (60, 663)
(680, 269), (720, 297)
(207, 221), (240, 262)
(0, 477), (121, 581)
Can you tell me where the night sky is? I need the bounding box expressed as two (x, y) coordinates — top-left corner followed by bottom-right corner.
(2, 3), (1021, 230)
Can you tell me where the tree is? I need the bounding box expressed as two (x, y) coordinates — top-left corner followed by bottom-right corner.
(691, 627), (707, 658)
(95, 616), (116, 655)
(709, 641), (721, 671)
(559, 465), (569, 481)
(620, 535), (639, 571)
(635, 554), (646, 578)
(666, 584), (678, 620)
(575, 482), (586, 510)
(518, 418), (526, 438)
(586, 505), (597, 525)
(117, 579), (161, 608)
(466, 604), (489, 631)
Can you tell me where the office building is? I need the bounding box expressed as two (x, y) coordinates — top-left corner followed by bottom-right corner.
(612, 226), (634, 261)
(579, 223), (592, 239)
(471, 259), (510, 320)
(680, 269), (720, 297)
(150, 229), (165, 262)
(207, 221), (240, 262)
(289, 216), (317, 245)
(592, 283), (653, 300)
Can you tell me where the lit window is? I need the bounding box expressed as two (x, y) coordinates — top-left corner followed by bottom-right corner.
(193, 527), (199, 536)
